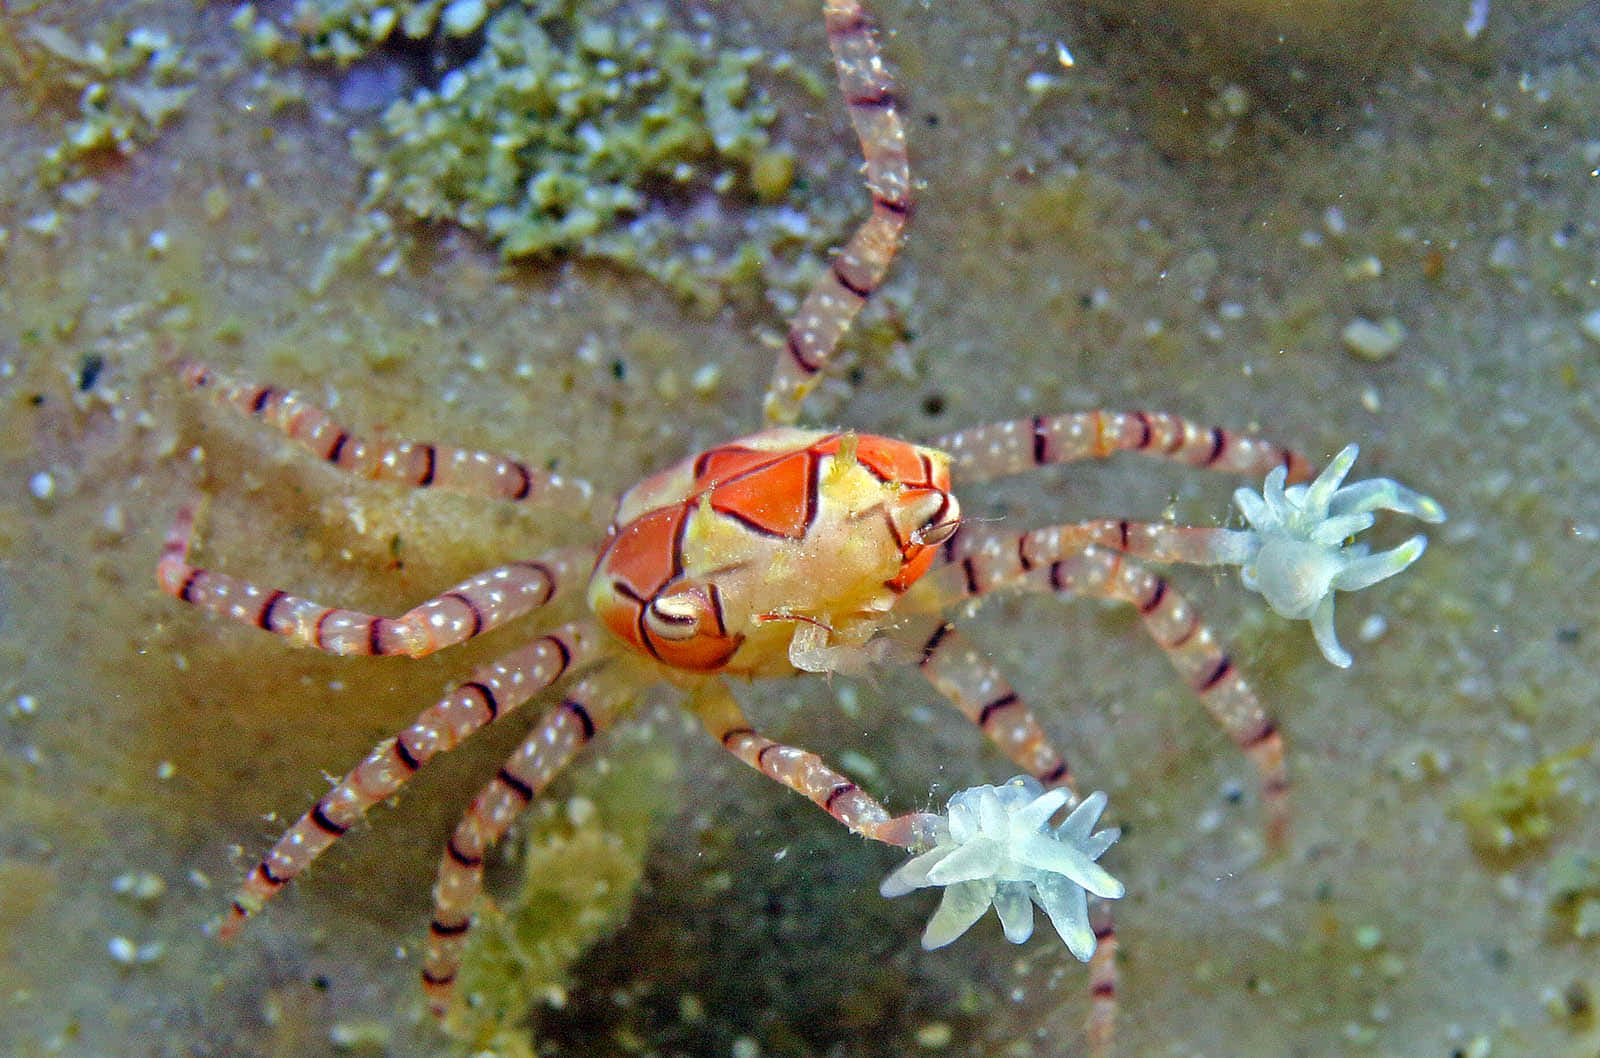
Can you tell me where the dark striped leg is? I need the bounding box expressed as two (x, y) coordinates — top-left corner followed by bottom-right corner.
(933, 411), (1311, 486)
(220, 623), (602, 940)
(690, 678), (943, 850)
(1087, 902), (1119, 1058)
(422, 665), (632, 1017)
(916, 620), (1072, 787)
(914, 546), (1289, 848)
(914, 617), (1120, 1058)
(944, 520), (1256, 581)
(159, 503), (585, 658)
(177, 361), (601, 512)
(765, 0), (911, 424)
(1040, 549), (1287, 847)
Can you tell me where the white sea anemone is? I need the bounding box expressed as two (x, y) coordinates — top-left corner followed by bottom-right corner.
(880, 777), (1123, 960)
(1218, 443), (1445, 668)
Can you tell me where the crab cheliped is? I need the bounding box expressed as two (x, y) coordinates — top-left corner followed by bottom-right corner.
(159, 0), (1443, 1048)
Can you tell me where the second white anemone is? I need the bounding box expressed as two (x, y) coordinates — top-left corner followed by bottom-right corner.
(881, 776), (1124, 960)
(1213, 442), (1446, 668)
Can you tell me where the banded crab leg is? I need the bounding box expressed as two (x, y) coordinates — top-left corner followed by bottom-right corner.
(222, 622), (605, 939)
(913, 617), (1119, 1057)
(158, 503), (589, 658)
(1044, 548), (1288, 846)
(946, 519), (1255, 576)
(177, 361), (601, 513)
(945, 445), (1445, 669)
(690, 678), (943, 850)
(914, 618), (1073, 788)
(933, 412), (1311, 487)
(422, 663), (635, 1017)
(765, 0), (911, 425)
(915, 542), (1289, 848)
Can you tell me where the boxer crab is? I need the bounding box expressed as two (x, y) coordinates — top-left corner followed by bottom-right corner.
(159, 0), (1442, 1048)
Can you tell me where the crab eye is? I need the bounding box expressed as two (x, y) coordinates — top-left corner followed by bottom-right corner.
(913, 517), (960, 549)
(645, 595), (702, 641)
(644, 584), (724, 643)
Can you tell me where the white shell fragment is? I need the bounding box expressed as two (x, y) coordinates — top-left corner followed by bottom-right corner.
(1341, 316), (1408, 360)
(881, 777), (1123, 960)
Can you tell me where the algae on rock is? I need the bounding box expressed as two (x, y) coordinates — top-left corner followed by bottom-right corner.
(14, 21), (194, 188)
(308, 0), (823, 309)
(1454, 743), (1593, 860)
(446, 728), (679, 1051)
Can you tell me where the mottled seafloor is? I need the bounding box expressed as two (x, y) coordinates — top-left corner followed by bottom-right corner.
(3, 1), (1599, 1056)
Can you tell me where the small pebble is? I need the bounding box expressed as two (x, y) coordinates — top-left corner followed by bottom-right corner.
(837, 749), (880, 784)
(1343, 254), (1382, 279)
(1217, 83), (1249, 116)
(566, 795), (597, 827)
(111, 871), (167, 902)
(107, 936), (162, 964)
(1024, 71), (1056, 95)
(690, 363), (721, 395)
(1341, 316), (1407, 360)
(25, 211), (61, 236)
(1464, 0), (1489, 38)
(102, 503), (127, 535)
(203, 184), (230, 221)
(1487, 236), (1521, 272)
(1341, 1021), (1377, 1045)
(329, 1021), (391, 1049)
(59, 179), (101, 208)
(28, 471), (56, 500)
(655, 368), (680, 401)
(440, 0), (487, 36)
(368, 7), (398, 40)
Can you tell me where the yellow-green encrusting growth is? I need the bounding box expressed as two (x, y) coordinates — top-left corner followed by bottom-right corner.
(282, 0), (460, 65)
(14, 23), (195, 188)
(270, 0), (815, 308)
(446, 731), (678, 1052)
(1454, 743), (1593, 859)
(1547, 850), (1600, 942)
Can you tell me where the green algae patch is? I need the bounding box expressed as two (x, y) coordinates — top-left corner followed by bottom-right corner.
(1455, 743), (1593, 861)
(274, 0), (453, 65)
(315, 0), (817, 309)
(446, 727), (679, 1051)
(14, 21), (194, 188)
(358, 3), (770, 257)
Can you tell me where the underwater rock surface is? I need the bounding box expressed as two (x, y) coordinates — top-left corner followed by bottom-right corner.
(1, 0), (1597, 1055)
